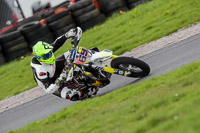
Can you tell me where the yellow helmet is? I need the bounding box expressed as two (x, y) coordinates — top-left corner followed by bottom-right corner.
(33, 41), (55, 64)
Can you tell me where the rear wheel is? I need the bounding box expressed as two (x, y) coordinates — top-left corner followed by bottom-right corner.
(111, 57), (150, 78)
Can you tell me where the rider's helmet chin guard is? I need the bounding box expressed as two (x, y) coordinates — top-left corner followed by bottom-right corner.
(33, 41), (55, 64)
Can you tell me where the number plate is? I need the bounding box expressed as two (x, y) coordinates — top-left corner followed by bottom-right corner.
(74, 47), (89, 64)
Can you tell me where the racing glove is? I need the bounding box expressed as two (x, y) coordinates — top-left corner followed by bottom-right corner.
(65, 28), (76, 39)
(65, 27), (82, 40)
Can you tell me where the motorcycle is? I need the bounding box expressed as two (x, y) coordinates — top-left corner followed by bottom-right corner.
(63, 37), (150, 99)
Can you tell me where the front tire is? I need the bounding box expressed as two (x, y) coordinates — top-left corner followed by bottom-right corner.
(111, 57), (150, 78)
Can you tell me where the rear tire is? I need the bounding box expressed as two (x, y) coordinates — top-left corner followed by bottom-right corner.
(111, 57), (150, 78)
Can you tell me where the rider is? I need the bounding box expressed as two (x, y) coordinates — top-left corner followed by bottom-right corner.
(31, 27), (96, 101)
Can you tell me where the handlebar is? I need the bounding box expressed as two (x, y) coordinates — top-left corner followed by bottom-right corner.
(71, 36), (78, 48)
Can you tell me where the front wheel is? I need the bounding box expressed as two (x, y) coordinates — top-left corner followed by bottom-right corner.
(111, 57), (150, 78)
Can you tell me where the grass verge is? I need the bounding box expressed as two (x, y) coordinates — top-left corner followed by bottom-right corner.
(9, 61), (200, 133)
(1, 0), (200, 100)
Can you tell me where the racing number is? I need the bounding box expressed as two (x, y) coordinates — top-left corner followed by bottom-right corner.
(79, 49), (88, 62)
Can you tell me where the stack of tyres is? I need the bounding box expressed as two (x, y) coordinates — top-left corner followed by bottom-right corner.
(40, 10), (54, 19)
(45, 9), (76, 38)
(0, 30), (29, 61)
(18, 15), (42, 27)
(19, 21), (54, 50)
(0, 14), (42, 38)
(125, 0), (151, 9)
(96, 0), (128, 17)
(1, 25), (19, 35)
(69, 0), (106, 31)
(0, 45), (5, 65)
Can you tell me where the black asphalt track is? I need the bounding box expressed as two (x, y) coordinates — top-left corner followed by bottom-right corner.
(1, 33), (200, 132)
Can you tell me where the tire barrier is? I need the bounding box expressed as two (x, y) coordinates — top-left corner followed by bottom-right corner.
(1, 25), (19, 35)
(69, 0), (106, 31)
(0, 30), (29, 61)
(18, 21), (54, 49)
(45, 10), (70, 24)
(0, 0), (150, 65)
(45, 9), (76, 38)
(18, 15), (42, 27)
(79, 14), (106, 31)
(96, 0), (128, 17)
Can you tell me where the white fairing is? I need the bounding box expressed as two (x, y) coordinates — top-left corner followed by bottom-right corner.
(91, 50), (113, 62)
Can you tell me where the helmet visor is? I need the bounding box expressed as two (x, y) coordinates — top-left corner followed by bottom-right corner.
(34, 51), (52, 60)
(42, 51), (52, 60)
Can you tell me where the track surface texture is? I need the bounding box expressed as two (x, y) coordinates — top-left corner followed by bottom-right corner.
(1, 33), (200, 132)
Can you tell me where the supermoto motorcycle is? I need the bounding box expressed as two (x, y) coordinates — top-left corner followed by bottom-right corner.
(64, 37), (150, 99)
